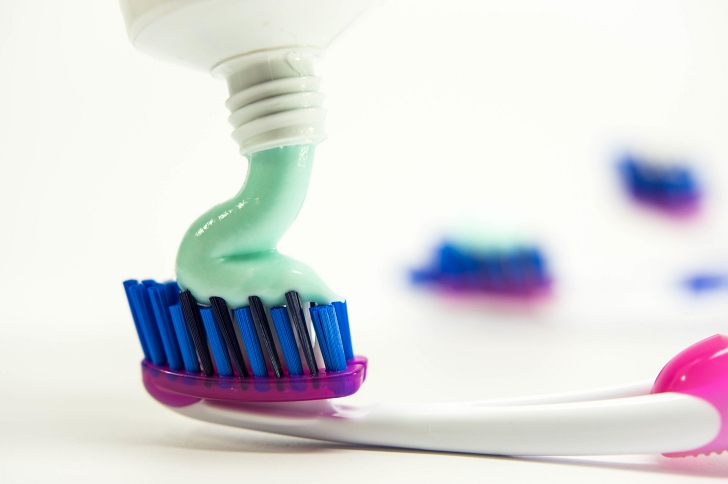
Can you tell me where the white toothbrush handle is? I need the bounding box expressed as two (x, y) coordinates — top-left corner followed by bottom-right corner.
(172, 391), (719, 456)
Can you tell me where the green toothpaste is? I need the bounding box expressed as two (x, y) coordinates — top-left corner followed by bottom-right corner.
(176, 144), (339, 308)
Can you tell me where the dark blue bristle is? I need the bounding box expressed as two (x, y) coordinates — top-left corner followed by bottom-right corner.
(234, 307), (268, 377)
(169, 303), (200, 373)
(285, 291), (318, 375)
(270, 307), (303, 376)
(148, 284), (184, 370)
(179, 290), (215, 376)
(332, 301), (354, 361)
(165, 281), (180, 305)
(310, 305), (347, 372)
(200, 307), (233, 376)
(129, 283), (166, 365)
(248, 296), (283, 378)
(123, 280), (151, 360)
(210, 296), (248, 378)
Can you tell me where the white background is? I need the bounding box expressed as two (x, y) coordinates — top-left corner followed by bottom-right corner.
(2, 0), (728, 482)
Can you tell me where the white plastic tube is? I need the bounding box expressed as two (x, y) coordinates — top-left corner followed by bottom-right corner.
(119, 0), (379, 154)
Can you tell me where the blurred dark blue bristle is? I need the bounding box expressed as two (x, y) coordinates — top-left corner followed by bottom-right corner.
(411, 241), (550, 296)
(618, 153), (700, 211)
(124, 281), (355, 378)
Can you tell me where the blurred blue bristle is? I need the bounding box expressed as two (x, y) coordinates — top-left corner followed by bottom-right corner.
(270, 307), (303, 376)
(125, 280), (355, 377)
(169, 303), (200, 373)
(123, 280), (151, 360)
(234, 307), (268, 377)
(129, 283), (166, 365)
(148, 284), (183, 371)
(411, 241), (550, 296)
(332, 301), (354, 361)
(684, 274), (728, 293)
(200, 307), (233, 377)
(310, 305), (347, 372)
(618, 154), (700, 211)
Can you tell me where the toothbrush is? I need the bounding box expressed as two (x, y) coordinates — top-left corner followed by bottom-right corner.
(117, 0), (728, 458)
(617, 153), (701, 215)
(411, 241), (551, 298)
(124, 281), (728, 457)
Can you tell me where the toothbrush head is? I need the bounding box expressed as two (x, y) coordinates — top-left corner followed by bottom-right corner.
(617, 154), (701, 217)
(411, 241), (551, 299)
(124, 280), (367, 405)
(652, 334), (728, 457)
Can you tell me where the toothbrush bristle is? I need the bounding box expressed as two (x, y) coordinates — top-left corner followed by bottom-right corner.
(618, 154), (701, 215)
(124, 281), (361, 402)
(285, 290), (318, 376)
(179, 290), (215, 376)
(411, 242), (551, 298)
(249, 295), (284, 378)
(210, 296), (249, 378)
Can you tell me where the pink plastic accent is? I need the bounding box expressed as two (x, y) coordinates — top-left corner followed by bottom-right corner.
(652, 334), (728, 457)
(142, 357), (367, 405)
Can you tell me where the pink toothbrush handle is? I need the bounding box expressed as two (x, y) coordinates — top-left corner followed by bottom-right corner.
(652, 334), (728, 457)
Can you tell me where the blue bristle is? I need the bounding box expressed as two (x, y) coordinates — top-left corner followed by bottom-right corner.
(165, 281), (180, 305)
(169, 304), (200, 373)
(234, 307), (268, 377)
(148, 284), (183, 370)
(619, 155), (700, 205)
(123, 280), (151, 360)
(310, 305), (347, 372)
(684, 274), (728, 293)
(484, 254), (505, 289)
(523, 248), (545, 279)
(504, 252), (526, 286)
(200, 307), (232, 376)
(270, 307), (303, 376)
(332, 301), (354, 361)
(309, 306), (331, 368)
(129, 283), (166, 365)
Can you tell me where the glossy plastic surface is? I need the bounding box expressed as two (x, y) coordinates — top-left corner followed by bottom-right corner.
(142, 357), (367, 404)
(652, 334), (728, 457)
